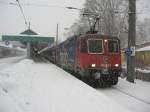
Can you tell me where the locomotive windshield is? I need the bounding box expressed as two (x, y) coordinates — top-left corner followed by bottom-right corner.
(88, 39), (103, 53)
(108, 40), (119, 53)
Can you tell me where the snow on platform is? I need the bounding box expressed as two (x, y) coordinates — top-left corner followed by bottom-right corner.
(0, 56), (26, 70)
(0, 59), (131, 112)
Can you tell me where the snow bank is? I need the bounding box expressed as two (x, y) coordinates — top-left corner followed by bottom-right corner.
(0, 56), (26, 70)
(16, 47), (27, 52)
(136, 68), (150, 73)
(136, 46), (150, 52)
(0, 59), (131, 112)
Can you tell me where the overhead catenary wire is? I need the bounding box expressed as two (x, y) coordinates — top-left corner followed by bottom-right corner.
(10, 2), (66, 9)
(9, 2), (75, 10)
(1, 1), (150, 14)
(15, 0), (28, 28)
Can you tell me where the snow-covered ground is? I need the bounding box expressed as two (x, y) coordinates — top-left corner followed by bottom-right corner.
(0, 56), (26, 70)
(136, 46), (150, 52)
(136, 68), (150, 73)
(122, 64), (150, 74)
(0, 59), (132, 112)
(98, 78), (150, 112)
(0, 59), (150, 112)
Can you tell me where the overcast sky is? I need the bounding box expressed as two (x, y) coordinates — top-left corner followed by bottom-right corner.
(0, 0), (150, 42)
(0, 0), (85, 41)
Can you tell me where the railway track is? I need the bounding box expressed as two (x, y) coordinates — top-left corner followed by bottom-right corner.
(97, 85), (150, 112)
(113, 87), (150, 105)
(33, 55), (49, 62)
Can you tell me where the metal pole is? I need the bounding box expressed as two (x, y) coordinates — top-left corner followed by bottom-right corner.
(127, 0), (136, 83)
(55, 24), (59, 63)
(27, 42), (31, 58)
(56, 24), (58, 45)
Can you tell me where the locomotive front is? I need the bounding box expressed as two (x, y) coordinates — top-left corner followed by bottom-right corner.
(77, 34), (121, 86)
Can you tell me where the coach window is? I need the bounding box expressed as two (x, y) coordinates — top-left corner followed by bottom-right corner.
(108, 40), (119, 53)
(80, 39), (87, 53)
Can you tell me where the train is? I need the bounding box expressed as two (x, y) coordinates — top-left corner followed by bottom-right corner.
(43, 34), (122, 87)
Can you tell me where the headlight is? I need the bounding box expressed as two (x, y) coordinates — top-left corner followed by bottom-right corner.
(115, 64), (119, 67)
(91, 64), (96, 67)
(104, 39), (108, 42)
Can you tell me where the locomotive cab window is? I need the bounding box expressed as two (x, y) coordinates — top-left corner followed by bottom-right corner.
(88, 39), (103, 53)
(108, 40), (119, 53)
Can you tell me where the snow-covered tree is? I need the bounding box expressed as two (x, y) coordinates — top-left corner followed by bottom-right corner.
(69, 0), (129, 48)
(136, 18), (150, 44)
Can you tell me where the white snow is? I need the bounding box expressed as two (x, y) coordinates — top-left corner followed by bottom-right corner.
(136, 68), (150, 73)
(16, 47), (27, 52)
(0, 56), (26, 70)
(0, 59), (131, 112)
(0, 42), (13, 48)
(136, 46), (150, 51)
(122, 65), (150, 74)
(98, 78), (150, 112)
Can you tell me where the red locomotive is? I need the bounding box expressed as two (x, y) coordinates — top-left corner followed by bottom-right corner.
(46, 34), (121, 87)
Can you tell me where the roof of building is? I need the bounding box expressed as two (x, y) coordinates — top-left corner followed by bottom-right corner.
(20, 29), (38, 35)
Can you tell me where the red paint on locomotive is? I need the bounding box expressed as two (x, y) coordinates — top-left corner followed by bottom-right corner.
(48, 34), (121, 87)
(75, 34), (121, 71)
